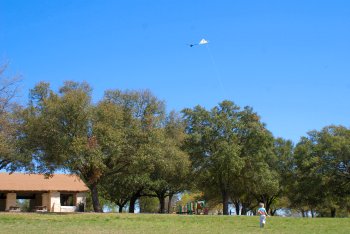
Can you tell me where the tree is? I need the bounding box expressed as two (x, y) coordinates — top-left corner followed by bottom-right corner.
(101, 172), (151, 213)
(103, 90), (190, 214)
(127, 111), (191, 214)
(139, 197), (159, 213)
(292, 126), (350, 217)
(0, 63), (27, 170)
(269, 138), (294, 215)
(183, 101), (277, 215)
(103, 89), (167, 213)
(250, 137), (294, 215)
(229, 107), (277, 215)
(183, 101), (244, 215)
(20, 81), (129, 212)
(292, 135), (330, 216)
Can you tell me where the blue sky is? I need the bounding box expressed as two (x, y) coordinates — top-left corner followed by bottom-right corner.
(1, 0), (350, 143)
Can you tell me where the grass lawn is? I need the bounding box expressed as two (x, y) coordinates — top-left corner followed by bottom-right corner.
(0, 213), (349, 234)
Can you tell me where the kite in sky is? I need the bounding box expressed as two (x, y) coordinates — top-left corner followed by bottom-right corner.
(189, 38), (208, 47)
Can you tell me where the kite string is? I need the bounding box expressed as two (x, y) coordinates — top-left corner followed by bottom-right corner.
(205, 44), (226, 97)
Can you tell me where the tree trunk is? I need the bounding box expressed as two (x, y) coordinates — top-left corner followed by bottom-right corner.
(241, 204), (248, 215)
(117, 200), (128, 213)
(271, 209), (277, 216)
(265, 197), (274, 215)
(301, 209), (305, 217)
(129, 189), (143, 213)
(222, 191), (229, 215)
(233, 200), (240, 215)
(167, 193), (173, 214)
(331, 208), (336, 217)
(90, 184), (103, 212)
(158, 195), (166, 214)
(129, 196), (137, 213)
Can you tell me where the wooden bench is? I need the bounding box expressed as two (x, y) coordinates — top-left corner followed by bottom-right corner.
(34, 206), (47, 212)
(9, 206), (21, 212)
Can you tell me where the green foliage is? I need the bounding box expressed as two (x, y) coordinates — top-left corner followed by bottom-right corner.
(99, 90), (190, 213)
(17, 199), (30, 212)
(146, 112), (191, 213)
(291, 125), (350, 217)
(183, 101), (276, 215)
(0, 64), (29, 171)
(4, 78), (349, 217)
(139, 197), (159, 213)
(19, 81), (128, 211)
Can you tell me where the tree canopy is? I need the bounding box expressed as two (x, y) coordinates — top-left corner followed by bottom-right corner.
(2, 78), (349, 217)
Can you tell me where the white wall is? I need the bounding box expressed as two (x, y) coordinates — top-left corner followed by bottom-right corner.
(49, 191), (60, 212)
(76, 193), (86, 205)
(60, 206), (76, 212)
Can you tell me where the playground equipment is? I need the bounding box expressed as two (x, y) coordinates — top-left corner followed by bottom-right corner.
(176, 201), (208, 215)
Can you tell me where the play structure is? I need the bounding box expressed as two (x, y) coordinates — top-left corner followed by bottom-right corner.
(176, 201), (208, 215)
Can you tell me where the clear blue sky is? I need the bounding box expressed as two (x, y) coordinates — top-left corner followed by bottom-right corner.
(1, 0), (350, 143)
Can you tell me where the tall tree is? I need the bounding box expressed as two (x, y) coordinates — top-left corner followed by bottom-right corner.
(183, 101), (276, 215)
(230, 107), (277, 215)
(0, 63), (27, 170)
(292, 126), (350, 217)
(183, 101), (244, 215)
(103, 89), (167, 213)
(148, 119), (190, 213)
(20, 81), (129, 212)
(268, 138), (294, 215)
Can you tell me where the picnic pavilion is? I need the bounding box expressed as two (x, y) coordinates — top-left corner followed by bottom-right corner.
(0, 173), (88, 212)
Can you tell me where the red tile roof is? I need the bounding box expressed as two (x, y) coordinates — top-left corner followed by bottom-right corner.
(0, 173), (89, 192)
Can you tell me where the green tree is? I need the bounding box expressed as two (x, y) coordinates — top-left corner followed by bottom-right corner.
(20, 81), (129, 212)
(0, 64), (27, 170)
(149, 133), (190, 213)
(183, 101), (277, 215)
(269, 138), (294, 215)
(139, 197), (159, 213)
(103, 89), (167, 213)
(250, 137), (294, 215)
(183, 101), (245, 215)
(292, 126), (350, 217)
(229, 107), (277, 215)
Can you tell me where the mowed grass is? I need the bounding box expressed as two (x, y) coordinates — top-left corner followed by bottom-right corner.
(0, 213), (349, 234)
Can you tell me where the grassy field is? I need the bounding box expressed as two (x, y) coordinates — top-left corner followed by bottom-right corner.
(0, 213), (349, 234)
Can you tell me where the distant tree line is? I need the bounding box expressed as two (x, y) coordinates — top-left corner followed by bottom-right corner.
(1, 66), (349, 217)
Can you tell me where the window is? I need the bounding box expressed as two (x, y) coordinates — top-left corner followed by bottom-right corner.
(60, 194), (74, 206)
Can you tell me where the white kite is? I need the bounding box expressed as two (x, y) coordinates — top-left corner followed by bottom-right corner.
(189, 38), (209, 47)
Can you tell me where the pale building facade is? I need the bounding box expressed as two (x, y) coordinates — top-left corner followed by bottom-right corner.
(0, 173), (88, 212)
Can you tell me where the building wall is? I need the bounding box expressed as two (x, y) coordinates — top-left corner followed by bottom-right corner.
(75, 192), (86, 212)
(49, 191), (60, 212)
(0, 191), (87, 212)
(60, 206), (76, 212)
(76, 193), (86, 205)
(5, 193), (17, 211)
(42, 193), (50, 210)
